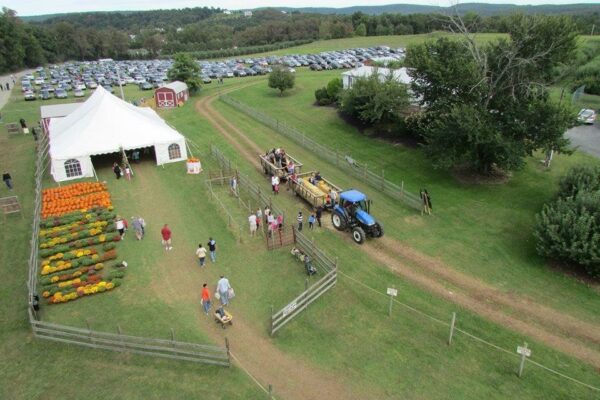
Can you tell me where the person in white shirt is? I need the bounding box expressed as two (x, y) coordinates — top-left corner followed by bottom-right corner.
(195, 244), (207, 267)
(216, 275), (231, 305)
(248, 214), (257, 236)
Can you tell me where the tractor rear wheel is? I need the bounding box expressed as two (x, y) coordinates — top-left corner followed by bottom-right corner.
(331, 212), (346, 231)
(374, 223), (384, 238)
(352, 227), (366, 244)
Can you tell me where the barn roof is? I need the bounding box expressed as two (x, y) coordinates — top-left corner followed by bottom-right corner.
(159, 81), (188, 93)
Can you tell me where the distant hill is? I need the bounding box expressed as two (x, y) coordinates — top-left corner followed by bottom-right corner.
(267, 3), (600, 16)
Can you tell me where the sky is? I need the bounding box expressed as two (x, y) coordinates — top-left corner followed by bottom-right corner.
(3, 0), (599, 17)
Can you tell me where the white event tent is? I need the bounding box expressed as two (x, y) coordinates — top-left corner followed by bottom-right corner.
(48, 86), (187, 182)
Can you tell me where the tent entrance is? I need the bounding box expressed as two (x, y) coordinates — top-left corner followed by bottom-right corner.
(90, 146), (156, 178)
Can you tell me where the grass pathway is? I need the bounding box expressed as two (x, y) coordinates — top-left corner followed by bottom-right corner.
(129, 155), (367, 400)
(200, 83), (600, 368)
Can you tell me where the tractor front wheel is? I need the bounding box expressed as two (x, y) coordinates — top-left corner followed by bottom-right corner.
(331, 212), (346, 231)
(352, 227), (366, 244)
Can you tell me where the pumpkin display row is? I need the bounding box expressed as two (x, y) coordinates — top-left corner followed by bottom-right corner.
(42, 182), (112, 218)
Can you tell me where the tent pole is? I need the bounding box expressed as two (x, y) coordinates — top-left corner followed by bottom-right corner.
(91, 161), (99, 182)
(185, 139), (194, 159)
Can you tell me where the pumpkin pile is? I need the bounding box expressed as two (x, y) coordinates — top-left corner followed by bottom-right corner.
(42, 182), (112, 219)
(38, 185), (126, 305)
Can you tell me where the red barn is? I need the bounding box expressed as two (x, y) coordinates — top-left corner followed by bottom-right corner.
(155, 81), (189, 108)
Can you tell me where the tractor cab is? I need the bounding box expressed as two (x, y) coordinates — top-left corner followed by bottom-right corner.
(332, 190), (384, 244)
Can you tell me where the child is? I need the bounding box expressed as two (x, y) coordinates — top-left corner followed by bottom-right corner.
(124, 164), (132, 181)
(274, 183), (280, 195)
(308, 214), (316, 230)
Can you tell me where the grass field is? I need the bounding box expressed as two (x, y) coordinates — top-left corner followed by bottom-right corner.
(224, 69), (600, 326)
(2, 41), (600, 398)
(231, 32), (507, 59)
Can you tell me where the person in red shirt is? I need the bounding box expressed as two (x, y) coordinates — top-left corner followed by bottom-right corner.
(201, 283), (211, 315)
(161, 224), (172, 250)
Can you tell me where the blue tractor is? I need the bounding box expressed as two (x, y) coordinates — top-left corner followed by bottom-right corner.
(331, 189), (384, 244)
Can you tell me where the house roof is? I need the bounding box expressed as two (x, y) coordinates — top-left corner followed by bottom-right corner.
(40, 103), (83, 119)
(159, 80), (188, 93)
(341, 66), (412, 85)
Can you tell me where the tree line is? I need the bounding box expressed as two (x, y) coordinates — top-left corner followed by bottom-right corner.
(1, 6), (600, 73)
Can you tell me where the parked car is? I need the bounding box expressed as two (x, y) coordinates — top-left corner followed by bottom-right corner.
(139, 82), (153, 90)
(54, 89), (68, 99)
(74, 89), (85, 97)
(201, 76), (212, 84)
(578, 109), (597, 125)
(24, 90), (36, 101)
(39, 90), (51, 100)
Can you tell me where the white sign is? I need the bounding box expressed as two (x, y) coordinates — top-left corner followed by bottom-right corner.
(517, 346), (531, 357)
(282, 302), (297, 317)
(387, 288), (398, 297)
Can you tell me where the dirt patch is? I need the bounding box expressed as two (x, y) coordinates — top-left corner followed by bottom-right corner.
(451, 165), (511, 185)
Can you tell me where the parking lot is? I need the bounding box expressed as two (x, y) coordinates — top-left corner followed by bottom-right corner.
(18, 46), (405, 101)
(566, 122), (600, 158)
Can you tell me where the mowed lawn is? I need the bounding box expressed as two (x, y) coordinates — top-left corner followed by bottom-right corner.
(2, 74), (600, 398)
(224, 69), (600, 325)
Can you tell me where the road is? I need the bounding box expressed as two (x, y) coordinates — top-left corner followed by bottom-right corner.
(566, 122), (600, 158)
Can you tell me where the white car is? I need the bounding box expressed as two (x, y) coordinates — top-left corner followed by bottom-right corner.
(578, 109), (597, 125)
(34, 78), (45, 85)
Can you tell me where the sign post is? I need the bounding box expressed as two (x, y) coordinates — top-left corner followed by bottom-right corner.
(387, 287), (398, 317)
(516, 342), (532, 378)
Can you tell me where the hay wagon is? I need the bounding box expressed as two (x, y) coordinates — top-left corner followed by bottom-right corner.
(259, 153), (303, 180)
(290, 171), (343, 210)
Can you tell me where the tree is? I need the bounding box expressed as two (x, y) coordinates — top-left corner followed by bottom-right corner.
(167, 52), (202, 94)
(406, 15), (578, 175)
(340, 73), (410, 126)
(355, 23), (367, 37)
(268, 67), (295, 96)
(326, 77), (343, 102)
(534, 166), (600, 279)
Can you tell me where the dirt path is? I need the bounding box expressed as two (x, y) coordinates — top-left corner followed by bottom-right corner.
(129, 160), (367, 400)
(198, 84), (600, 368)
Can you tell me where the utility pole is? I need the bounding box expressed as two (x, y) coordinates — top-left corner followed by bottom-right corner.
(115, 64), (125, 101)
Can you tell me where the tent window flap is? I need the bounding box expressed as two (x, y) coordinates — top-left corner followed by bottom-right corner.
(64, 159), (82, 178)
(168, 143), (181, 160)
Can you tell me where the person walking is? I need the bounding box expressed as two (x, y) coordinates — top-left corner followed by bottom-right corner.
(256, 208), (262, 231)
(271, 175), (277, 192)
(201, 283), (211, 314)
(124, 164), (132, 181)
(316, 206), (323, 228)
(113, 163), (122, 180)
(248, 213), (257, 236)
(207, 237), (217, 263)
(308, 214), (316, 230)
(161, 224), (173, 250)
(196, 243), (207, 267)
(131, 216), (143, 240)
(216, 275), (231, 306)
(230, 176), (238, 196)
(297, 211), (303, 231)
(276, 214), (283, 231)
(138, 216), (146, 238)
(115, 216), (126, 239)
(2, 172), (13, 190)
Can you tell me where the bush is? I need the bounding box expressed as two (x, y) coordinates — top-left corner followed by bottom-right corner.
(314, 87), (332, 105)
(557, 165), (600, 198)
(534, 165), (600, 278)
(326, 77), (343, 102)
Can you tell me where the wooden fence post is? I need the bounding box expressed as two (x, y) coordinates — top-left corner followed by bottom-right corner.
(401, 181), (404, 199)
(448, 312), (456, 345)
(268, 384), (273, 399)
(381, 169), (385, 191)
(86, 319), (94, 344)
(270, 305), (274, 336)
(225, 337), (231, 365)
(117, 324), (125, 351)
